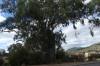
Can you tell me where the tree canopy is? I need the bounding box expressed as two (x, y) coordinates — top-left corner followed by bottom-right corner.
(0, 0), (100, 63)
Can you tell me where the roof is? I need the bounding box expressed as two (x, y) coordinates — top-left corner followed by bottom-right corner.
(88, 51), (98, 54)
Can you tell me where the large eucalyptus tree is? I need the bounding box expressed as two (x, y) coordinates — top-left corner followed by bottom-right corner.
(0, 0), (100, 63)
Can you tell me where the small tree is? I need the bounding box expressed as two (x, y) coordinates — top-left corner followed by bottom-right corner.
(8, 44), (29, 66)
(8, 43), (45, 65)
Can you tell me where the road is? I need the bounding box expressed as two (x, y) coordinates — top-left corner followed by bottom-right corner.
(77, 62), (100, 66)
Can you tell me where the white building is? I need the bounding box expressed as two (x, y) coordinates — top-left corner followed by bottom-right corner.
(0, 49), (5, 54)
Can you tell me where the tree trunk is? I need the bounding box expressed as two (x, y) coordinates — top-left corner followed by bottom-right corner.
(44, 29), (56, 63)
(44, 44), (56, 64)
(50, 43), (56, 63)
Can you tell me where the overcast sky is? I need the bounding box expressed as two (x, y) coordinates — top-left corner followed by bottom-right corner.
(0, 0), (100, 52)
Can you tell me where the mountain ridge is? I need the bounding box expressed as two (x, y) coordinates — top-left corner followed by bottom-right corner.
(66, 42), (100, 53)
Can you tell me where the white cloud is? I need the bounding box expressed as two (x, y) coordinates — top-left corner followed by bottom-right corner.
(0, 32), (15, 38)
(0, 32), (16, 50)
(0, 11), (16, 52)
(61, 19), (100, 50)
(83, 0), (91, 4)
(0, 15), (5, 22)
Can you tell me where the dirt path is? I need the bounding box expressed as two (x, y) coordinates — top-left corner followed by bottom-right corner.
(27, 61), (100, 66)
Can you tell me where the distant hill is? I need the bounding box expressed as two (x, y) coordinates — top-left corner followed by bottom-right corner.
(67, 47), (84, 52)
(66, 42), (100, 53)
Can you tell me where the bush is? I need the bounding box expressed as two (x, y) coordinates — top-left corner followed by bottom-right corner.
(61, 55), (70, 62)
(4, 60), (9, 66)
(0, 59), (4, 66)
(8, 47), (29, 66)
(88, 55), (97, 61)
(8, 48), (44, 66)
(56, 59), (62, 64)
(56, 48), (67, 62)
(88, 56), (93, 61)
(70, 56), (78, 62)
(28, 51), (44, 65)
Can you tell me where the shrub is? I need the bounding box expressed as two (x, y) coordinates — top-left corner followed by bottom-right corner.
(88, 56), (93, 61)
(62, 55), (70, 62)
(56, 48), (67, 62)
(9, 50), (44, 66)
(8, 47), (29, 66)
(4, 60), (9, 66)
(28, 51), (44, 65)
(56, 59), (62, 64)
(88, 55), (97, 61)
(70, 56), (78, 62)
(0, 59), (4, 66)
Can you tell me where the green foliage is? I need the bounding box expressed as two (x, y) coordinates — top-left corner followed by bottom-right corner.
(88, 55), (97, 61)
(8, 47), (29, 66)
(28, 51), (44, 65)
(56, 48), (65, 60)
(70, 56), (78, 62)
(8, 43), (45, 65)
(4, 60), (9, 66)
(56, 47), (70, 62)
(8, 43), (22, 53)
(56, 59), (62, 64)
(62, 55), (71, 62)
(0, 59), (4, 66)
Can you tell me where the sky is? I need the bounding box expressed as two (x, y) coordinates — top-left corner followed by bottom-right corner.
(0, 0), (100, 52)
